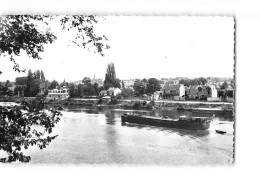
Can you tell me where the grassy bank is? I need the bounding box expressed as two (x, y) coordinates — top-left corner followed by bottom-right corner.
(0, 96), (233, 111)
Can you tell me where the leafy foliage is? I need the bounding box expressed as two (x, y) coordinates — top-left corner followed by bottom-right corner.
(108, 97), (118, 105)
(0, 15), (57, 73)
(15, 77), (27, 86)
(0, 15), (110, 163)
(60, 15), (110, 56)
(68, 79), (102, 98)
(48, 80), (59, 90)
(121, 88), (134, 98)
(145, 78), (161, 94)
(104, 63), (121, 90)
(82, 77), (92, 85)
(0, 15), (110, 74)
(0, 102), (62, 163)
(21, 69), (46, 97)
(179, 77), (208, 87)
(221, 81), (229, 90)
(0, 85), (12, 96)
(133, 79), (145, 96)
(68, 83), (77, 98)
(133, 101), (142, 109)
(93, 83), (100, 95)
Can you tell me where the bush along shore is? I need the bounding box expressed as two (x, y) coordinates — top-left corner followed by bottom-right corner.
(0, 96), (234, 112)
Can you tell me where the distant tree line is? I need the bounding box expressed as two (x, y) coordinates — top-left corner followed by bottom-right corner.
(133, 78), (161, 97)
(13, 69), (46, 97)
(68, 63), (122, 98)
(179, 77), (208, 87)
(0, 80), (13, 96)
(68, 78), (103, 98)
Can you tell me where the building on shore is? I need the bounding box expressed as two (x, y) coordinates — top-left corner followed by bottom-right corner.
(99, 87), (122, 97)
(122, 79), (135, 88)
(99, 90), (108, 97)
(207, 85), (218, 98)
(107, 87), (121, 96)
(161, 84), (185, 99)
(151, 91), (163, 100)
(47, 86), (69, 100)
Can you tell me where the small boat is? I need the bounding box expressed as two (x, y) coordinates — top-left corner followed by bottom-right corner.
(121, 113), (213, 130)
(215, 130), (227, 134)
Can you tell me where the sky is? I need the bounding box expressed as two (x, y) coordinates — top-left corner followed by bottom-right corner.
(0, 16), (234, 83)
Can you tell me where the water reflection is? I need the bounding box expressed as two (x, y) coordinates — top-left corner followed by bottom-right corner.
(26, 106), (233, 164)
(121, 122), (210, 138)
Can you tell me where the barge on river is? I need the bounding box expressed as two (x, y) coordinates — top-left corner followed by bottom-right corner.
(121, 113), (213, 130)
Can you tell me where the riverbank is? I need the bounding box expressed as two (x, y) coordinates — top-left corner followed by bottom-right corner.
(0, 96), (234, 113)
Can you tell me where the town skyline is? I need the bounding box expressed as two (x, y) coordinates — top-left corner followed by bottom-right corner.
(0, 74), (233, 84)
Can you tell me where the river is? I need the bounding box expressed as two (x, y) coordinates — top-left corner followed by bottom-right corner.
(17, 106), (233, 165)
(0, 102), (234, 165)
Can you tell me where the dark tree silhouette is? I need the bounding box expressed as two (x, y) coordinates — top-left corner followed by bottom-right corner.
(0, 103), (62, 163)
(145, 78), (161, 94)
(133, 79), (145, 96)
(0, 15), (110, 74)
(48, 80), (59, 90)
(104, 63), (121, 90)
(0, 15), (110, 163)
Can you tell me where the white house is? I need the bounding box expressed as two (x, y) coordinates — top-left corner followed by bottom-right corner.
(152, 91), (163, 100)
(47, 86), (69, 100)
(99, 90), (107, 97)
(107, 87), (121, 96)
(161, 84), (185, 98)
(209, 85), (218, 98)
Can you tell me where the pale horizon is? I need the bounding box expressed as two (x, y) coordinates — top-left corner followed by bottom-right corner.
(0, 16), (234, 83)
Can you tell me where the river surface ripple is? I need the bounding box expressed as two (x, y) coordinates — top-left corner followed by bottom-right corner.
(19, 106), (234, 165)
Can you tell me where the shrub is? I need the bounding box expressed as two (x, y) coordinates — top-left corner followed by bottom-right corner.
(150, 100), (155, 106)
(109, 97), (118, 105)
(116, 94), (123, 100)
(123, 103), (131, 108)
(146, 103), (153, 109)
(97, 98), (103, 104)
(133, 101), (141, 108)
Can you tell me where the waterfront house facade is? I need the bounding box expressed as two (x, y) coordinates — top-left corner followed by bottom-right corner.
(207, 85), (218, 98)
(99, 90), (107, 97)
(47, 86), (69, 100)
(197, 86), (209, 100)
(187, 85), (199, 99)
(162, 84), (185, 99)
(107, 87), (121, 96)
(152, 91), (163, 100)
(186, 84), (219, 100)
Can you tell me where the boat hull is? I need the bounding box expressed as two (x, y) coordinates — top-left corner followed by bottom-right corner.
(121, 114), (210, 130)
